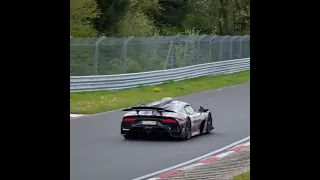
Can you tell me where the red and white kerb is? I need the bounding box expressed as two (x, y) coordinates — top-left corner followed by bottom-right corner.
(147, 141), (250, 180)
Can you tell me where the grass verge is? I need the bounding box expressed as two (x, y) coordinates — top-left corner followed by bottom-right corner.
(70, 70), (250, 114)
(233, 171), (250, 180)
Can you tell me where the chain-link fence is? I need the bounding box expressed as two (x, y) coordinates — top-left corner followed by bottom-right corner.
(70, 35), (250, 76)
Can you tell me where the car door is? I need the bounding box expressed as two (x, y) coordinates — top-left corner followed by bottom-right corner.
(184, 105), (202, 132)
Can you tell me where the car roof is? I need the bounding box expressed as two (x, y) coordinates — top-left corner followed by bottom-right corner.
(146, 97), (189, 110)
(161, 100), (188, 110)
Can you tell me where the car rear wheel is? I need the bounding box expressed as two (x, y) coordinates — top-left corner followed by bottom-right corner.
(183, 119), (192, 140)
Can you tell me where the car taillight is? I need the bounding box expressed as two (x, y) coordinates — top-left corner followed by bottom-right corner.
(162, 119), (177, 123)
(123, 117), (136, 122)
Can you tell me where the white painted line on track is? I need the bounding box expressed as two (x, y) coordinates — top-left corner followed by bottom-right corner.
(70, 114), (84, 117)
(70, 114), (85, 119)
(131, 136), (250, 180)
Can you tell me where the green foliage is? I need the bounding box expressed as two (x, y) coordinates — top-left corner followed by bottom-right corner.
(93, 0), (129, 36)
(116, 10), (159, 37)
(184, 0), (250, 35)
(70, 0), (101, 37)
(129, 0), (161, 14)
(71, 0), (250, 37)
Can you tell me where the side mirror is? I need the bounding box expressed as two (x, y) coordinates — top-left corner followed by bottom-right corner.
(199, 106), (208, 112)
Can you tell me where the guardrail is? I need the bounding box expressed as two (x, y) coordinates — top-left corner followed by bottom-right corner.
(70, 58), (250, 92)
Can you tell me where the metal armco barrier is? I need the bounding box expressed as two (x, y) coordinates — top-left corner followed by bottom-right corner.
(70, 58), (250, 92)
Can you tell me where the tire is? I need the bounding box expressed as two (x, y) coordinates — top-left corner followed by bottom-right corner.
(183, 118), (192, 140)
(123, 134), (131, 139)
(205, 113), (213, 134)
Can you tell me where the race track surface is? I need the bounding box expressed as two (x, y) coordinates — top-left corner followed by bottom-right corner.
(70, 82), (250, 180)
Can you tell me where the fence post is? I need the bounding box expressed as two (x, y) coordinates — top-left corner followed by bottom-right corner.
(229, 36), (239, 60)
(123, 36), (134, 73)
(209, 35), (217, 63)
(147, 36), (156, 71)
(220, 36), (229, 61)
(94, 36), (106, 75)
(183, 36), (189, 65)
(171, 34), (180, 68)
(239, 35), (248, 58)
(164, 41), (174, 70)
(197, 35), (206, 63)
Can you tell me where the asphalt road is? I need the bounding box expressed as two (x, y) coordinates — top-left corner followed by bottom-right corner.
(70, 82), (250, 180)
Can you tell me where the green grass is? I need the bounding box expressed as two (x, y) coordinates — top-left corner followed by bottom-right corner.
(233, 171), (250, 180)
(70, 70), (250, 114)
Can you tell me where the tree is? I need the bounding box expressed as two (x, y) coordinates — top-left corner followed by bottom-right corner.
(70, 0), (101, 37)
(93, 0), (129, 36)
(70, 0), (250, 37)
(116, 10), (159, 37)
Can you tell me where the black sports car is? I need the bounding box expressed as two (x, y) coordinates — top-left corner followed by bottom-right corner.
(120, 97), (214, 140)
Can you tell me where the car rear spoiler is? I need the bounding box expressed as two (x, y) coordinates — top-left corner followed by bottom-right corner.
(123, 106), (175, 115)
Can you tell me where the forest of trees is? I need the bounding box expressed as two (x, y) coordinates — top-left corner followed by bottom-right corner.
(70, 0), (250, 38)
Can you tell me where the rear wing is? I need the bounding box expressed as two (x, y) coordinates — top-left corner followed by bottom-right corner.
(123, 106), (175, 115)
